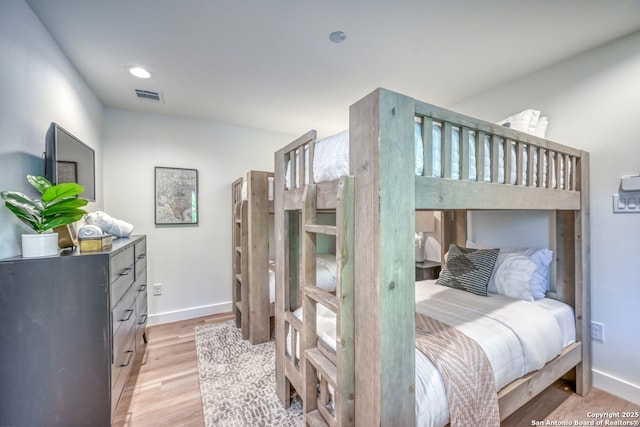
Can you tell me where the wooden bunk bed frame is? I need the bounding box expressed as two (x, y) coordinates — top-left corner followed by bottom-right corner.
(274, 88), (591, 426)
(231, 170), (275, 344)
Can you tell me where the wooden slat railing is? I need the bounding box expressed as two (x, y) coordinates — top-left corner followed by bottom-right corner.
(416, 102), (581, 193)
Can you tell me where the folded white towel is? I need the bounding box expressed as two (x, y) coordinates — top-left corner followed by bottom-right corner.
(84, 211), (134, 238)
(77, 225), (104, 238)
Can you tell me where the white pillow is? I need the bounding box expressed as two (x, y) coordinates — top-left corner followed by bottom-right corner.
(512, 247), (553, 299)
(467, 241), (553, 300)
(499, 109), (541, 135)
(491, 253), (537, 301)
(534, 116), (549, 138)
(488, 248), (553, 300)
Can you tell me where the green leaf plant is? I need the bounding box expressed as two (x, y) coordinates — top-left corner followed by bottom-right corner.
(1, 175), (88, 234)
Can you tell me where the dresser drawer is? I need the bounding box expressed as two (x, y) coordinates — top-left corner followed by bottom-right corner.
(135, 280), (148, 320)
(135, 288), (148, 354)
(110, 246), (135, 308)
(111, 284), (136, 415)
(112, 320), (135, 369)
(134, 238), (147, 281)
(112, 284), (137, 339)
(111, 327), (136, 416)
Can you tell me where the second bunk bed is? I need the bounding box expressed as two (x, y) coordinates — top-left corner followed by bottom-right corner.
(232, 170), (339, 345)
(231, 170), (274, 344)
(273, 88), (591, 426)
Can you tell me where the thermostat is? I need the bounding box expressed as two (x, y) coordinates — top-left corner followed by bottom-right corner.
(621, 175), (640, 191)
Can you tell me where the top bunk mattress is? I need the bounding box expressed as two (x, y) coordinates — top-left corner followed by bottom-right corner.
(286, 124), (423, 188)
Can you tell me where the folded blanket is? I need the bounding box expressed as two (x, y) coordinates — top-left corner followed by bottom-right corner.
(415, 312), (500, 427)
(77, 224), (104, 238)
(84, 211), (134, 238)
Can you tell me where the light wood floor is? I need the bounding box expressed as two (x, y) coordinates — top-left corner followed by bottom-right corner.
(113, 313), (639, 426)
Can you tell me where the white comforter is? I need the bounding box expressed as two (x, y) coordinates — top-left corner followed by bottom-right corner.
(289, 280), (573, 427)
(414, 281), (568, 426)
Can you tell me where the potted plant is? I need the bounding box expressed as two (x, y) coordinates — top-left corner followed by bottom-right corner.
(1, 175), (88, 257)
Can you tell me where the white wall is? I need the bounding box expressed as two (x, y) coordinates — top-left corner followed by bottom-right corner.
(0, 0), (103, 259)
(102, 107), (294, 324)
(452, 30), (640, 404)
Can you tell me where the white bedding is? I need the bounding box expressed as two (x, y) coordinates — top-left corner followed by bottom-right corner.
(286, 123), (424, 188)
(269, 253), (337, 303)
(286, 280), (575, 427)
(413, 281), (571, 426)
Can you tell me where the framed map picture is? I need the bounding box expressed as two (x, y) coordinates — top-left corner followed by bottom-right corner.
(154, 167), (198, 225)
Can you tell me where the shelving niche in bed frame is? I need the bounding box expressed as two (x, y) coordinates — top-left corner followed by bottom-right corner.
(231, 170), (274, 345)
(274, 88), (591, 427)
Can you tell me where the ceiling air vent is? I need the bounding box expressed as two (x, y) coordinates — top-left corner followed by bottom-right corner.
(134, 89), (163, 103)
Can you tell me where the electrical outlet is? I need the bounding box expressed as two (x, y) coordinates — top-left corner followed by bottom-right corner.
(153, 283), (162, 296)
(591, 321), (605, 342)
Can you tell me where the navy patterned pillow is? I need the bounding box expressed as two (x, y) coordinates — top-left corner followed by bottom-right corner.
(435, 244), (499, 296)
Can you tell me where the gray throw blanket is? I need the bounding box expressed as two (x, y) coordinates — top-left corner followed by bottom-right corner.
(415, 312), (500, 427)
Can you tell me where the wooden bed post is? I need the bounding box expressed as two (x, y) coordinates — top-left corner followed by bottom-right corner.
(575, 151), (592, 395)
(274, 150), (290, 406)
(240, 202), (249, 340)
(555, 150), (591, 397)
(441, 210), (467, 260)
(350, 88), (416, 427)
(247, 171), (272, 344)
(231, 177), (244, 330)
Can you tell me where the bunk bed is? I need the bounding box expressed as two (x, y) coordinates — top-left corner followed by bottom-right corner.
(231, 170), (274, 344)
(274, 88), (591, 426)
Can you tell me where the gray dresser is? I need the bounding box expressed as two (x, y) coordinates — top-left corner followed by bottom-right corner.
(0, 235), (148, 427)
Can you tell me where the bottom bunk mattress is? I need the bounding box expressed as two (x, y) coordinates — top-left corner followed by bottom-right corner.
(286, 280), (576, 426)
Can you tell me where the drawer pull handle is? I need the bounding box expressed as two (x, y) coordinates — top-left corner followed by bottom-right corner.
(138, 284), (147, 292)
(121, 309), (134, 322)
(138, 314), (147, 325)
(119, 267), (132, 276)
(120, 350), (134, 367)
(137, 254), (146, 259)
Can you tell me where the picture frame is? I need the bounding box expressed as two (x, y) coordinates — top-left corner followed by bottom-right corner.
(154, 166), (198, 225)
(57, 161), (78, 184)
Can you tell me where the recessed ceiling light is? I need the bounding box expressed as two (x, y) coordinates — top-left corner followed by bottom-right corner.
(128, 67), (152, 79)
(329, 31), (346, 43)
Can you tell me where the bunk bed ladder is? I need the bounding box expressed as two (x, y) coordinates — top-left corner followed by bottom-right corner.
(231, 178), (249, 339)
(301, 177), (355, 427)
(231, 178), (250, 339)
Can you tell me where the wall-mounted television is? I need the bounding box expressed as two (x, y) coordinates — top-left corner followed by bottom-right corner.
(44, 123), (96, 201)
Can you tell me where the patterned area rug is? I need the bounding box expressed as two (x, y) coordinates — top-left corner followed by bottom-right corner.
(195, 320), (303, 427)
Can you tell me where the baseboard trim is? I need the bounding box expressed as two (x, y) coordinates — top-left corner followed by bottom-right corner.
(593, 369), (640, 405)
(147, 302), (232, 326)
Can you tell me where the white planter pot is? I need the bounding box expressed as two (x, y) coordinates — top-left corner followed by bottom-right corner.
(22, 233), (59, 258)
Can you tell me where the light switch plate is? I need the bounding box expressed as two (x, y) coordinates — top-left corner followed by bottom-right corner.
(613, 192), (640, 213)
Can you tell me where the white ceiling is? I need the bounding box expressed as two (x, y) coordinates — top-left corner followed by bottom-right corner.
(25, 0), (640, 137)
